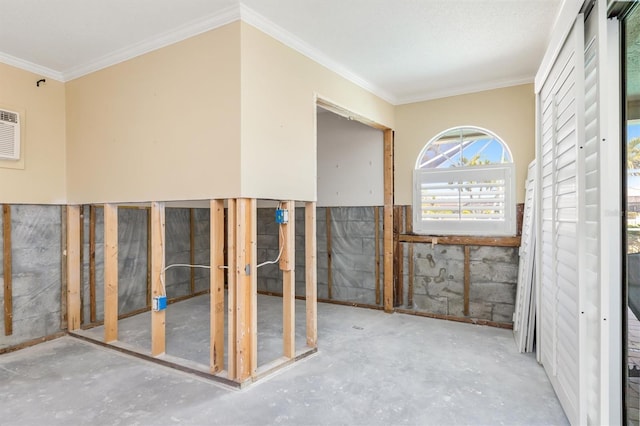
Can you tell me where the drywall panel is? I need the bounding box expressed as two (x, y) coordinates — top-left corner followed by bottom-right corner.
(317, 111), (384, 207)
(0, 63), (66, 204)
(239, 22), (394, 201)
(65, 22), (242, 204)
(395, 84), (535, 205)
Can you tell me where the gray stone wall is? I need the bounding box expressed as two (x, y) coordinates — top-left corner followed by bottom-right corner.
(0, 206), (63, 349)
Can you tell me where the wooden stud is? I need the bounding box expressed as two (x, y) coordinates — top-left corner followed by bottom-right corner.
(464, 245), (470, 317)
(408, 243), (414, 309)
(281, 201), (295, 358)
(406, 205), (413, 234)
(89, 206), (97, 323)
(66, 205), (82, 331)
(326, 207), (333, 300)
(210, 200), (225, 373)
(3, 205), (12, 336)
(189, 208), (196, 295)
(226, 199), (237, 380)
(79, 206), (85, 325)
(103, 204), (118, 343)
(150, 202), (166, 356)
(146, 207), (152, 308)
(374, 206), (381, 305)
(60, 206), (68, 329)
(393, 206), (403, 307)
(305, 202), (318, 348)
(235, 198), (257, 382)
(383, 129), (394, 313)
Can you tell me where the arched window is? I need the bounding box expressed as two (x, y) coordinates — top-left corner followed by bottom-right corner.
(413, 126), (516, 236)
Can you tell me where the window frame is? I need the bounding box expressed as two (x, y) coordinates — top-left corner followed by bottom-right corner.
(412, 126), (516, 236)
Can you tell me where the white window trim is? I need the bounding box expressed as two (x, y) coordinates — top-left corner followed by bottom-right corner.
(413, 163), (516, 236)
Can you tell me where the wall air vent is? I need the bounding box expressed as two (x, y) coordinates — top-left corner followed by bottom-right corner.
(0, 109), (20, 160)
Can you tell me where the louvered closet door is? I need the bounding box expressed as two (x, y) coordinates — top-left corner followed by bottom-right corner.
(538, 16), (585, 426)
(583, 6), (603, 424)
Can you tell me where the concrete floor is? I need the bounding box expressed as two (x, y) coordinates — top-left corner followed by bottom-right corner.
(1, 295), (568, 425)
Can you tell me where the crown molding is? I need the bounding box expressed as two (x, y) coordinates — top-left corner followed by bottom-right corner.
(61, 4), (241, 82)
(395, 76), (534, 105)
(0, 52), (64, 81)
(239, 3), (397, 105)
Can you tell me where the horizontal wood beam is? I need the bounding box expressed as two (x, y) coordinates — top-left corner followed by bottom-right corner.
(398, 234), (521, 247)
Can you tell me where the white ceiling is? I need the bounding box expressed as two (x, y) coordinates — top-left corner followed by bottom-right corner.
(0, 0), (562, 104)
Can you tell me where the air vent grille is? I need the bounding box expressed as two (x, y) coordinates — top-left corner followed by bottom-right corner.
(0, 109), (20, 160)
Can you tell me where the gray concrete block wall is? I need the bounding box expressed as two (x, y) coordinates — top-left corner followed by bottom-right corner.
(0, 206), (62, 349)
(399, 242), (518, 323)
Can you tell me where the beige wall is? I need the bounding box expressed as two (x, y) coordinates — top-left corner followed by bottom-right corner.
(239, 22), (394, 201)
(65, 22), (242, 204)
(394, 84), (535, 205)
(0, 63), (66, 204)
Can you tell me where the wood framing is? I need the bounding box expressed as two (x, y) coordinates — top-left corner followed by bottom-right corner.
(103, 204), (118, 343)
(89, 205), (97, 323)
(464, 245), (470, 316)
(146, 207), (152, 308)
(150, 202), (166, 356)
(393, 206), (403, 307)
(326, 207), (333, 299)
(374, 206), (381, 305)
(226, 199), (237, 380)
(408, 243), (414, 309)
(383, 129), (394, 313)
(398, 234), (521, 247)
(235, 198), (257, 382)
(210, 199), (225, 373)
(281, 201), (295, 358)
(60, 206), (67, 329)
(66, 205), (81, 331)
(3, 205), (12, 336)
(305, 202), (317, 348)
(79, 206), (85, 325)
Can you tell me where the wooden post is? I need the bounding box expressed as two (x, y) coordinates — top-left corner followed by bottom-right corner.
(305, 202), (318, 348)
(326, 207), (333, 300)
(210, 200), (225, 373)
(280, 201), (295, 359)
(79, 206), (85, 325)
(226, 199), (237, 380)
(406, 206), (414, 308)
(189, 208), (196, 295)
(89, 206), (97, 323)
(150, 202), (166, 356)
(408, 243), (414, 309)
(2, 205), (12, 336)
(464, 245), (470, 316)
(66, 205), (81, 331)
(374, 206), (380, 305)
(393, 206), (403, 307)
(146, 207), (152, 308)
(104, 204), (118, 343)
(60, 206), (67, 328)
(383, 129), (394, 313)
(235, 198), (257, 382)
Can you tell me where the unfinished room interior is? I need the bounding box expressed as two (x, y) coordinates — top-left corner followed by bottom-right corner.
(1, 0), (639, 424)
